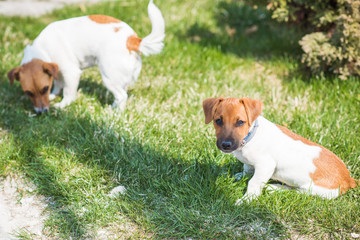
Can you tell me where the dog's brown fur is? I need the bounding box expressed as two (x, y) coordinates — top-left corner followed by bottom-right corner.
(204, 97), (358, 196)
(8, 59), (58, 112)
(203, 97), (262, 152)
(276, 124), (358, 193)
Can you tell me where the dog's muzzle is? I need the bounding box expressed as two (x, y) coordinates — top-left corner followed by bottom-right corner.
(34, 107), (49, 115)
(217, 138), (239, 153)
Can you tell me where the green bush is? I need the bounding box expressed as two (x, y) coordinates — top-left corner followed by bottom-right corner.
(269, 0), (360, 79)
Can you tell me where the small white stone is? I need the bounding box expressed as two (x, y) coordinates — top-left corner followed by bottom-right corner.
(108, 186), (126, 198)
(351, 233), (360, 239)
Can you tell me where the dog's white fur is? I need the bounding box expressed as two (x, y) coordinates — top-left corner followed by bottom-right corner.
(21, 0), (165, 110)
(203, 97), (357, 204)
(233, 116), (339, 204)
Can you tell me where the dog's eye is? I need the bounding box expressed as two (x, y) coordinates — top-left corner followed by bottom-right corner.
(41, 86), (49, 95)
(44, 69), (52, 76)
(235, 120), (246, 127)
(215, 117), (223, 126)
(25, 91), (34, 97)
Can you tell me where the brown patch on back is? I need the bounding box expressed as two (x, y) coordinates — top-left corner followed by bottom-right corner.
(126, 35), (142, 53)
(276, 124), (320, 147)
(88, 15), (121, 24)
(276, 124), (357, 194)
(114, 27), (121, 32)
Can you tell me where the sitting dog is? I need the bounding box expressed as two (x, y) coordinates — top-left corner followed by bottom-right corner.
(8, 0), (165, 114)
(203, 97), (358, 203)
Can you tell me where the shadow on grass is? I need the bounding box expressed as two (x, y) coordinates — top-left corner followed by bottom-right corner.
(0, 79), (287, 238)
(78, 77), (113, 106)
(180, 1), (303, 59)
(78, 71), (139, 108)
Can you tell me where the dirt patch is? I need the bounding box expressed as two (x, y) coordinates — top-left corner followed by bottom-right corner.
(0, 0), (102, 17)
(0, 175), (49, 239)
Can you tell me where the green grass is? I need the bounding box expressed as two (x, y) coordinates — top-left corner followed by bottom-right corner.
(0, 0), (359, 239)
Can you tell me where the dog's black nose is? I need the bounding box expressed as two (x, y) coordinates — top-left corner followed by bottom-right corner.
(221, 141), (232, 149)
(35, 107), (49, 115)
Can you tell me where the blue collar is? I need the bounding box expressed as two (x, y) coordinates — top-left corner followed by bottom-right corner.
(239, 118), (259, 147)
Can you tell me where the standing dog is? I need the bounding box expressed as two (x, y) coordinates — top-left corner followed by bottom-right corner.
(203, 97), (358, 203)
(8, 0), (165, 114)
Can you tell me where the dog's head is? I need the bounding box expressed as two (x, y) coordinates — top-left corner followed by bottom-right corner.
(8, 59), (58, 114)
(203, 97), (263, 153)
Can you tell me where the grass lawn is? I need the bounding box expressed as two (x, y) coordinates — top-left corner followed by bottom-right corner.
(0, 0), (359, 239)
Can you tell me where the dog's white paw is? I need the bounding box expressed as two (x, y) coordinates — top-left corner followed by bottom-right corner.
(235, 198), (244, 205)
(54, 100), (69, 109)
(235, 194), (257, 205)
(54, 97), (75, 109)
(235, 197), (249, 205)
(111, 99), (126, 112)
(54, 102), (64, 109)
(49, 93), (57, 101)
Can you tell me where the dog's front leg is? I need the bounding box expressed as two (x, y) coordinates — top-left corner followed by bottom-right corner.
(236, 159), (275, 205)
(54, 68), (81, 108)
(50, 74), (64, 100)
(99, 71), (128, 111)
(110, 88), (128, 111)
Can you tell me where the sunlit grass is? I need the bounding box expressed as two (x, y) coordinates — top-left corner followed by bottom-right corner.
(0, 0), (359, 239)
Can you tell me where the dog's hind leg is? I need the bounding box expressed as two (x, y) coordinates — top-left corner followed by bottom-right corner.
(299, 184), (340, 199)
(100, 71), (129, 111)
(266, 183), (295, 193)
(110, 86), (128, 111)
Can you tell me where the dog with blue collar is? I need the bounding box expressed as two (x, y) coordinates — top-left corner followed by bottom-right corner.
(203, 97), (358, 204)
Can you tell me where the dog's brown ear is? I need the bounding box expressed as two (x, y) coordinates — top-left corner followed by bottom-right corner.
(42, 62), (59, 80)
(240, 97), (263, 126)
(203, 97), (223, 124)
(7, 66), (22, 86)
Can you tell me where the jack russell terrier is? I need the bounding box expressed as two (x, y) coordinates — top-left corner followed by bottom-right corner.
(203, 97), (358, 203)
(8, 0), (165, 114)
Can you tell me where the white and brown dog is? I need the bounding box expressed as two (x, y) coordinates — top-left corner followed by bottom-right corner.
(8, 0), (165, 114)
(203, 97), (358, 203)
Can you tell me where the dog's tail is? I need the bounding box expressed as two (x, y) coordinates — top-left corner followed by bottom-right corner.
(139, 0), (165, 56)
